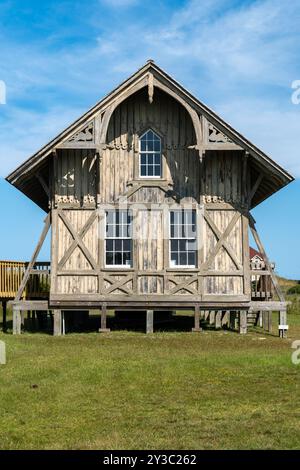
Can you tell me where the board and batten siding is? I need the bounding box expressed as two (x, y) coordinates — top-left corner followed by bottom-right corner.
(50, 87), (250, 302)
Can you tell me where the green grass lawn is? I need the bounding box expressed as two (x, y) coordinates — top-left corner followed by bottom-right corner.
(0, 304), (300, 450)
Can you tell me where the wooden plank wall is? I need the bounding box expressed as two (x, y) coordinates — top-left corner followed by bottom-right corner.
(50, 87), (250, 302)
(102, 88), (199, 203)
(55, 210), (98, 295)
(55, 149), (97, 207)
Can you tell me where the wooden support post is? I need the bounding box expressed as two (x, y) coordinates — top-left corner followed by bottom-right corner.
(239, 311), (247, 335)
(2, 300), (7, 332)
(13, 307), (21, 335)
(209, 311), (215, 325)
(99, 303), (110, 332)
(53, 309), (62, 336)
(146, 310), (154, 334)
(279, 310), (288, 339)
(215, 311), (222, 329)
(192, 305), (202, 332)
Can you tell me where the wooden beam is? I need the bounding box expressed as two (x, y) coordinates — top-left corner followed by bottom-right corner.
(36, 172), (50, 199)
(9, 300), (49, 311)
(242, 213), (251, 298)
(248, 173), (263, 206)
(249, 301), (287, 312)
(242, 151), (249, 206)
(57, 142), (97, 149)
(14, 213), (51, 302)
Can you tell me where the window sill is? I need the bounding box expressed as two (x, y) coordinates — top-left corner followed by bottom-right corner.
(166, 267), (198, 272)
(127, 178), (169, 185)
(103, 267), (134, 271)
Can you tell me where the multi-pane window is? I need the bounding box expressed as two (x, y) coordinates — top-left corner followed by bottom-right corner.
(139, 129), (162, 178)
(106, 210), (132, 267)
(170, 210), (197, 267)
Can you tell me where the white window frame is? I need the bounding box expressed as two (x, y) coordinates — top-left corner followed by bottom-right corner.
(139, 129), (162, 179)
(105, 210), (132, 268)
(169, 210), (197, 268)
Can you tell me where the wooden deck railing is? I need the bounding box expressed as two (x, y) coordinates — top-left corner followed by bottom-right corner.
(0, 261), (50, 300)
(251, 271), (273, 301)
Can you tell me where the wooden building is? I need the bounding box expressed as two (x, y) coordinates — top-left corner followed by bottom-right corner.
(5, 60), (293, 337)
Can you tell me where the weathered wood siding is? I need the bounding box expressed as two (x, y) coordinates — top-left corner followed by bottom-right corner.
(202, 151), (243, 204)
(55, 149), (97, 207)
(50, 87), (250, 303)
(136, 209), (164, 295)
(52, 209), (99, 295)
(102, 88), (199, 203)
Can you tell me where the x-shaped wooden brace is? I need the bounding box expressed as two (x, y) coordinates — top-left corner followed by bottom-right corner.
(168, 275), (199, 295)
(58, 211), (98, 270)
(103, 275), (133, 295)
(203, 212), (242, 271)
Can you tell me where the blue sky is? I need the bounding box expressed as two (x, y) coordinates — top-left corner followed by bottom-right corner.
(0, 0), (299, 278)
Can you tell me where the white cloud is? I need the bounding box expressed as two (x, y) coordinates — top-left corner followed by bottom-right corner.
(1, 0), (300, 178)
(217, 98), (300, 177)
(0, 105), (84, 176)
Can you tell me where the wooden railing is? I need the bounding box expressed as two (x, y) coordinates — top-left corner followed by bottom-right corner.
(0, 260), (278, 303)
(251, 271), (273, 301)
(0, 261), (50, 300)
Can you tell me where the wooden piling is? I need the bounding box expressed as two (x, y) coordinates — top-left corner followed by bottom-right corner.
(13, 307), (21, 335)
(239, 311), (247, 335)
(146, 310), (154, 334)
(192, 305), (202, 332)
(53, 309), (62, 336)
(99, 303), (110, 332)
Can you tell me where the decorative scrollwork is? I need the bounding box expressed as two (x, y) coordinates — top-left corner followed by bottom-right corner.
(83, 194), (96, 204)
(68, 122), (94, 143)
(208, 124), (232, 143)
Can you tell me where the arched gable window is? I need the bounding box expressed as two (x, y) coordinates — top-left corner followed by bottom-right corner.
(139, 129), (162, 178)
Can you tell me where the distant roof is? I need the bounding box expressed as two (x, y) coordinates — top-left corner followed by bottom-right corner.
(250, 247), (264, 260)
(6, 60), (294, 211)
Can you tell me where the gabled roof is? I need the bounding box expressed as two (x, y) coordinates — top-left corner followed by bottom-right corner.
(6, 60), (294, 211)
(250, 247), (264, 260)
